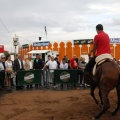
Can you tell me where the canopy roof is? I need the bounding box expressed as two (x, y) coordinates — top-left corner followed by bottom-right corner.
(28, 50), (51, 54)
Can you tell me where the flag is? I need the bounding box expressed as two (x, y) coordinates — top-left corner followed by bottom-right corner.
(44, 26), (47, 35)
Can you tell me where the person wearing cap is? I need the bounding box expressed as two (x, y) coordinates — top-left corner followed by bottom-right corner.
(1, 54), (6, 63)
(0, 55), (6, 90)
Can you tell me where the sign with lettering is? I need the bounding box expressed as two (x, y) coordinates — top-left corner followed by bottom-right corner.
(74, 39), (93, 45)
(33, 41), (50, 47)
(22, 44), (29, 49)
(54, 70), (78, 84)
(17, 70), (41, 85)
(110, 38), (120, 43)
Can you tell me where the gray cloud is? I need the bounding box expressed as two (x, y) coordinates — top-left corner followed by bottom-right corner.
(0, 0), (120, 51)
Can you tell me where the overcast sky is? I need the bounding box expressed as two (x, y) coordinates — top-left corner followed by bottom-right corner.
(0, 0), (120, 52)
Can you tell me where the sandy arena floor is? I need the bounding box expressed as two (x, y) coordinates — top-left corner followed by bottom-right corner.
(0, 89), (119, 120)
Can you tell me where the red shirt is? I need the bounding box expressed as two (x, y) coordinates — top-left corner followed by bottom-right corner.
(94, 31), (111, 56)
(70, 58), (78, 69)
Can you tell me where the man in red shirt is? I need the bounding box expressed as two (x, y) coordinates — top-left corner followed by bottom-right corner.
(85, 24), (111, 72)
(70, 55), (78, 69)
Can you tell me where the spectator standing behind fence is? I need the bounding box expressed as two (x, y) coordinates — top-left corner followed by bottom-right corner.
(33, 54), (45, 88)
(64, 55), (69, 63)
(60, 58), (68, 69)
(55, 54), (60, 68)
(5, 54), (14, 91)
(70, 55), (78, 87)
(60, 58), (68, 88)
(46, 55), (51, 64)
(78, 57), (87, 86)
(42, 56), (58, 88)
(0, 55), (6, 90)
(55, 54), (59, 61)
(64, 55), (71, 69)
(70, 55), (78, 69)
(25, 55), (33, 89)
(45, 55), (51, 84)
(14, 54), (24, 90)
(39, 54), (45, 86)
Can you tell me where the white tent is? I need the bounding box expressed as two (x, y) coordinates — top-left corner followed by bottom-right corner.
(27, 50), (58, 61)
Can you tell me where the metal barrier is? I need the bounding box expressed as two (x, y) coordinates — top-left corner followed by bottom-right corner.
(16, 69), (85, 86)
(0, 69), (89, 95)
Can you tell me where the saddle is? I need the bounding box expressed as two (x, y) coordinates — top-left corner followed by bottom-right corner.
(93, 54), (113, 75)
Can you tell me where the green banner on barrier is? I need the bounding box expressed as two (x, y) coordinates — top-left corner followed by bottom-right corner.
(54, 70), (78, 84)
(17, 70), (41, 85)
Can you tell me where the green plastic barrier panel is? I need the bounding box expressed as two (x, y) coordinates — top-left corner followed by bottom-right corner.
(54, 69), (79, 84)
(17, 70), (41, 85)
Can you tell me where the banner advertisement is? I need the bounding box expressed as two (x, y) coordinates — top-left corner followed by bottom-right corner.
(33, 41), (50, 47)
(54, 70), (78, 84)
(110, 38), (120, 44)
(74, 39), (93, 45)
(17, 70), (41, 85)
(22, 44), (29, 49)
(74, 38), (120, 45)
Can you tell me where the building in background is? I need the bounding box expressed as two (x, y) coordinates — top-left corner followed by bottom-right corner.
(18, 38), (120, 62)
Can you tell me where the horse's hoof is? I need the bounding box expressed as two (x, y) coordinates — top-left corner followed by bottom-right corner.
(111, 111), (116, 116)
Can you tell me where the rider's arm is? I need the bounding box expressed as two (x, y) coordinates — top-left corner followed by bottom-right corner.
(88, 43), (97, 57)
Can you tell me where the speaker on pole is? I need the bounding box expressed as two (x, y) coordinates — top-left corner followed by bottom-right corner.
(39, 37), (42, 41)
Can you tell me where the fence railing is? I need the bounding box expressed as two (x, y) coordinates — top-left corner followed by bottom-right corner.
(17, 69), (84, 86)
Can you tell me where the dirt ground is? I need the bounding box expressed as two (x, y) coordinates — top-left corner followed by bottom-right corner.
(0, 88), (119, 120)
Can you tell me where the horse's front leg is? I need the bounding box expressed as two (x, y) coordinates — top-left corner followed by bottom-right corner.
(98, 88), (103, 105)
(93, 90), (110, 119)
(91, 84), (99, 105)
(111, 82), (120, 115)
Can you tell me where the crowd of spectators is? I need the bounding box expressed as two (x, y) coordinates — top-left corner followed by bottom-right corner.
(1, 53), (119, 92)
(0, 53), (89, 91)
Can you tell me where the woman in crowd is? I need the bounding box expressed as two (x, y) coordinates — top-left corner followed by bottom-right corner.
(5, 54), (14, 91)
(78, 57), (87, 86)
(59, 58), (68, 89)
(60, 58), (68, 70)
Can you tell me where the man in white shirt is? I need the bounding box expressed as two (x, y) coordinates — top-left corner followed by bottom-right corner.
(60, 58), (68, 89)
(43, 56), (58, 87)
(25, 55), (34, 89)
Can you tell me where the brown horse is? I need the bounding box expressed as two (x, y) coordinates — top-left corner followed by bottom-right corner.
(89, 59), (120, 119)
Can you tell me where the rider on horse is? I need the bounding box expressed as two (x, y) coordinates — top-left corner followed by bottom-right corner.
(85, 24), (111, 74)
